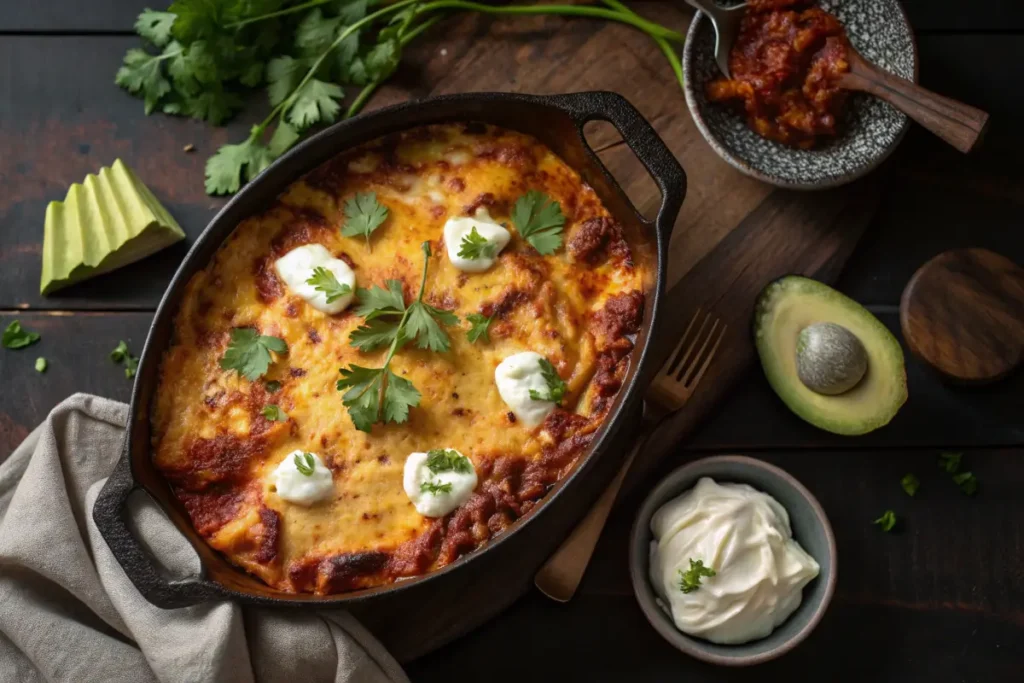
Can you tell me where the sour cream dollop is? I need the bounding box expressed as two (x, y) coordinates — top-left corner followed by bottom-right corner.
(403, 449), (478, 517)
(273, 244), (356, 314)
(271, 450), (334, 505)
(443, 208), (511, 272)
(649, 477), (820, 645)
(494, 351), (557, 427)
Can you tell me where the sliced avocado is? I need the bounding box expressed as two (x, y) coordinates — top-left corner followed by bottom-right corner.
(41, 159), (186, 295)
(754, 276), (907, 436)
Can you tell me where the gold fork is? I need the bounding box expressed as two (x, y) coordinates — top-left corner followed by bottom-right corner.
(534, 309), (726, 602)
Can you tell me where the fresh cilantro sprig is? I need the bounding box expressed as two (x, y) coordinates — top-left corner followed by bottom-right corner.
(678, 559), (716, 594)
(465, 313), (493, 344)
(426, 449), (472, 474)
(306, 266), (353, 303)
(294, 452), (316, 476)
(110, 340), (140, 379)
(529, 357), (567, 403)
(337, 242), (458, 432)
(874, 510), (897, 532)
(420, 480), (453, 495)
(458, 227), (497, 260)
(511, 190), (565, 255)
(3, 321), (41, 349)
(220, 328), (287, 381)
(116, 2), (686, 196)
(342, 192), (389, 248)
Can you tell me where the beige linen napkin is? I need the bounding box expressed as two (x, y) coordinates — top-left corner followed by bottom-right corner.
(0, 394), (409, 683)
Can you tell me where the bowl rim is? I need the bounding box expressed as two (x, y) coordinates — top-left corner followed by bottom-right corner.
(628, 454), (838, 666)
(681, 2), (920, 190)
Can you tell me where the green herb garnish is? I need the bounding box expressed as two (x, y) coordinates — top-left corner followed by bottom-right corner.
(420, 480), (453, 495)
(953, 471), (978, 496)
(874, 510), (897, 532)
(294, 452), (316, 476)
(220, 328), (287, 381)
(458, 227), (498, 261)
(3, 321), (41, 349)
(528, 357), (567, 403)
(511, 190), (565, 255)
(306, 266), (353, 303)
(341, 192), (389, 249)
(901, 473), (920, 497)
(110, 340), (140, 378)
(426, 449), (472, 474)
(35, 357), (47, 373)
(265, 380), (282, 393)
(466, 313), (493, 344)
(939, 451), (962, 474)
(337, 242), (459, 432)
(262, 404), (288, 422)
(678, 559), (716, 594)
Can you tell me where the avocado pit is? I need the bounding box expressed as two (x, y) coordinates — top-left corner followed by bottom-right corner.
(795, 322), (867, 395)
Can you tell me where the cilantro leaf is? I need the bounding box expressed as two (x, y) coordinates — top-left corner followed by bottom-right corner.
(953, 471), (978, 496)
(426, 449), (472, 474)
(382, 369), (420, 424)
(901, 473), (920, 497)
(341, 192), (389, 248)
(296, 9), (342, 57)
(110, 340), (139, 378)
(874, 510), (897, 532)
(135, 9), (176, 48)
(466, 313), (493, 344)
(306, 266), (352, 303)
(262, 404), (288, 422)
(939, 451), (962, 474)
(124, 354), (140, 379)
(116, 48), (172, 115)
(420, 480), (453, 495)
(349, 319), (403, 352)
(205, 137), (273, 195)
(363, 37), (401, 81)
(528, 357), (567, 403)
(267, 56), (306, 107)
(287, 78), (344, 129)
(458, 227), (498, 261)
(511, 190), (565, 255)
(294, 452), (316, 476)
(678, 559), (716, 593)
(167, 0), (220, 43)
(354, 280), (406, 320)
(337, 0), (369, 24)
(336, 364), (384, 432)
(110, 340), (129, 362)
(183, 88), (244, 125)
(220, 328), (287, 381)
(35, 357), (47, 373)
(268, 121), (301, 157)
(2, 321), (41, 350)
(405, 301), (457, 352)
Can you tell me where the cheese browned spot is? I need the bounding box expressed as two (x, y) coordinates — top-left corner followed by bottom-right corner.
(151, 123), (648, 594)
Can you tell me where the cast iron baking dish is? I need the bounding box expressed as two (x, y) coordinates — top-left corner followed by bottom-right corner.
(93, 91), (686, 608)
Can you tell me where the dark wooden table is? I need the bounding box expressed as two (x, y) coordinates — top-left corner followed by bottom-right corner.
(2, 2), (1023, 681)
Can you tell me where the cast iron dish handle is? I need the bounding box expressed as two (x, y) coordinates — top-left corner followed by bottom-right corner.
(93, 445), (226, 608)
(547, 90), (685, 246)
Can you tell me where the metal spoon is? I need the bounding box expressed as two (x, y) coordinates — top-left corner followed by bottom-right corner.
(683, 0), (989, 153)
(682, 0), (747, 79)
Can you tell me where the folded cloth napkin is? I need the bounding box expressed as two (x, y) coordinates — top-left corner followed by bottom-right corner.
(0, 394), (409, 683)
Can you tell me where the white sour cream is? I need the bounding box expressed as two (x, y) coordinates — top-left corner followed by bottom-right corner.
(403, 450), (478, 517)
(649, 477), (820, 645)
(494, 351), (557, 427)
(271, 450), (334, 505)
(443, 208), (511, 273)
(273, 244), (356, 314)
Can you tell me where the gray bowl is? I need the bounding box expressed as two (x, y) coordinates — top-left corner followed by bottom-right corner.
(682, 0), (919, 189)
(629, 455), (837, 666)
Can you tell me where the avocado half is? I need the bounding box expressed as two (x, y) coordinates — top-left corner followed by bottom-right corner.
(754, 276), (908, 436)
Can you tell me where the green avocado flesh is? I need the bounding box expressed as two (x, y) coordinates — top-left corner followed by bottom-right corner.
(755, 276), (908, 436)
(40, 159), (185, 295)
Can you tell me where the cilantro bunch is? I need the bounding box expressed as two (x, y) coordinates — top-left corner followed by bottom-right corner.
(117, 0), (685, 196)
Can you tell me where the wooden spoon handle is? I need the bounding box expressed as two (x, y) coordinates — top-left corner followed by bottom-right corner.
(839, 50), (989, 153)
(534, 432), (650, 602)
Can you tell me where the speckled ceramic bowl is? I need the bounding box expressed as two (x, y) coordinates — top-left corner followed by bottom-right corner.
(629, 455), (837, 666)
(682, 0), (919, 189)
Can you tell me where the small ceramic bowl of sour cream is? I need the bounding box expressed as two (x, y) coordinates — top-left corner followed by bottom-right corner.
(629, 455), (836, 666)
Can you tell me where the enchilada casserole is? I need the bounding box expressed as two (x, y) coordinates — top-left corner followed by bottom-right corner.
(152, 122), (649, 594)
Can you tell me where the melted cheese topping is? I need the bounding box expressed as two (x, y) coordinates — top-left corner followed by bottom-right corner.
(151, 123), (649, 594)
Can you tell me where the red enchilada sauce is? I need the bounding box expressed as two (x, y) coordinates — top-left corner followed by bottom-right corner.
(706, 0), (851, 148)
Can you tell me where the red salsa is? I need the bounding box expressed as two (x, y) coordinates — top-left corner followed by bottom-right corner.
(706, 0), (851, 148)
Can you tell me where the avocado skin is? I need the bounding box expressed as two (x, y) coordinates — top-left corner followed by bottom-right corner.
(754, 276), (908, 436)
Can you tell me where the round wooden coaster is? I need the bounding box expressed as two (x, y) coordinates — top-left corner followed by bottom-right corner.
(900, 248), (1024, 384)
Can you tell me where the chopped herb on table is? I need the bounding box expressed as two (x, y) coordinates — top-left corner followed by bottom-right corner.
(678, 559), (716, 594)
(953, 471), (978, 496)
(115, 1), (686, 196)
(874, 510), (897, 532)
(465, 312), (493, 344)
(3, 321), (41, 349)
(110, 340), (140, 378)
(529, 357), (567, 403)
(938, 451), (962, 473)
(35, 357), (48, 373)
(220, 329), (288, 381)
(901, 473), (920, 497)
